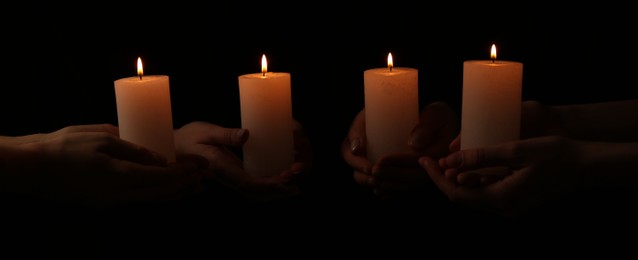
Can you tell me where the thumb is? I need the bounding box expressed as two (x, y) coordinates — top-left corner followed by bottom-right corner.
(443, 143), (518, 171)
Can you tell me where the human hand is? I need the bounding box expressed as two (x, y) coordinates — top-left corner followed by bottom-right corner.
(408, 101), (460, 158)
(342, 102), (459, 199)
(10, 124), (207, 209)
(420, 135), (588, 218)
(174, 120), (312, 201)
(520, 100), (566, 138)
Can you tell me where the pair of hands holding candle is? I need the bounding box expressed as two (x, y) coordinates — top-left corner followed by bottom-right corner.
(0, 124), (207, 209)
(174, 120), (312, 202)
(0, 120), (311, 209)
(344, 99), (638, 218)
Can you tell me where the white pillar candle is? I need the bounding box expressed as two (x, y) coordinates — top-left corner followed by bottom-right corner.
(461, 44), (523, 150)
(364, 53), (419, 163)
(238, 54), (294, 177)
(114, 57), (176, 162)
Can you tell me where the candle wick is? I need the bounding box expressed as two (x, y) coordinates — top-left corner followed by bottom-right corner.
(491, 58), (495, 64)
(139, 74), (143, 80)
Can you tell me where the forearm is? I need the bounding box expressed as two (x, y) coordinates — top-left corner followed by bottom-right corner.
(554, 99), (638, 142)
(581, 142), (638, 187)
(0, 134), (45, 146)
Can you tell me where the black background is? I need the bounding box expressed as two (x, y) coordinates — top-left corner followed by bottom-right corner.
(3, 4), (638, 238)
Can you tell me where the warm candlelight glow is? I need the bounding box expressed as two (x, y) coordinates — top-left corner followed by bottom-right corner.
(114, 58), (175, 162)
(461, 45), (523, 151)
(490, 44), (497, 62)
(261, 54), (267, 77)
(364, 52), (419, 163)
(239, 55), (293, 176)
(137, 57), (143, 79)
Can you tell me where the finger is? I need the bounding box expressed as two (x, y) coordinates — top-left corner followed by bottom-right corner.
(354, 170), (372, 186)
(443, 143), (521, 171)
(456, 172), (483, 187)
(449, 135), (461, 152)
(373, 153), (426, 183)
(210, 163), (252, 190)
(193, 122), (248, 147)
(279, 162), (307, 182)
(47, 124), (120, 141)
(99, 135), (168, 166)
(444, 168), (460, 181)
(347, 109), (367, 155)
(421, 156), (497, 206)
(408, 122), (433, 152)
(409, 101), (453, 151)
(419, 156), (459, 198)
(455, 167), (507, 186)
(419, 140), (454, 161)
(341, 137), (372, 175)
(62, 124), (119, 134)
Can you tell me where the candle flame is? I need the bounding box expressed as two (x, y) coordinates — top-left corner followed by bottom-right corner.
(490, 44), (497, 62)
(261, 54), (267, 77)
(387, 52), (394, 71)
(137, 57), (144, 80)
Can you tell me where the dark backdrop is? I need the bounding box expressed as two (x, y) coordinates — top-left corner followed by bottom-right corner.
(3, 4), (638, 236)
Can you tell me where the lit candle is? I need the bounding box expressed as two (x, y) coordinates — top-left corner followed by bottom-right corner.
(461, 44), (523, 150)
(364, 52), (419, 163)
(114, 57), (176, 162)
(238, 54), (294, 177)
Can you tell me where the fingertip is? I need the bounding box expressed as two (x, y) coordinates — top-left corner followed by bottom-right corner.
(418, 156), (429, 168)
(438, 157), (447, 168)
(353, 170), (372, 186)
(439, 152), (463, 168)
(449, 136), (461, 152)
(237, 128), (248, 144)
(350, 138), (361, 154)
(361, 165), (370, 175)
(409, 124), (427, 151)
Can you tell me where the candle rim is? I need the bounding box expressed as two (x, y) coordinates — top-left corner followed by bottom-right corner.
(238, 71), (291, 79)
(464, 59), (522, 65)
(114, 74), (169, 83)
(364, 67), (418, 75)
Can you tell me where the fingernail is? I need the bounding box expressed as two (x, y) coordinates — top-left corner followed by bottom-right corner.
(350, 138), (360, 153)
(438, 158), (447, 168)
(360, 166), (370, 175)
(236, 129), (247, 141)
(419, 157), (429, 167)
(409, 134), (423, 150)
